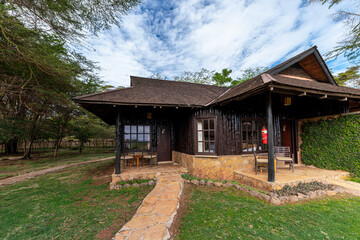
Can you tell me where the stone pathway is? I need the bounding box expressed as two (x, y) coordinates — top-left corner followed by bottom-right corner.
(0, 157), (114, 187)
(328, 179), (360, 197)
(113, 174), (183, 240)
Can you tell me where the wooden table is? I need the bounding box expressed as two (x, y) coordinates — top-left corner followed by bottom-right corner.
(134, 155), (142, 167)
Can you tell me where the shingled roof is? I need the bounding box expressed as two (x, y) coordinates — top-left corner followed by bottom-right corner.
(73, 76), (228, 107)
(74, 47), (360, 110)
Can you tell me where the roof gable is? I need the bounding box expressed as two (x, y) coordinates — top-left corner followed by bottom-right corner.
(266, 46), (337, 85)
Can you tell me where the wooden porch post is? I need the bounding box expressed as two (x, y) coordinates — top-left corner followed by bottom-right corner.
(266, 92), (275, 182)
(115, 107), (122, 174)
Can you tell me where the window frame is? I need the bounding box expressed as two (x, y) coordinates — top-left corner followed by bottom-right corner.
(124, 124), (151, 152)
(241, 118), (268, 153)
(195, 117), (217, 155)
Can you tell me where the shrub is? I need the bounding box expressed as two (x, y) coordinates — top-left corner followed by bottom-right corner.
(301, 115), (360, 177)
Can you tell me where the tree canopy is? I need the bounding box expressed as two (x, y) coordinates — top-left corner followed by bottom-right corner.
(0, 0), (138, 158)
(334, 66), (360, 87)
(310, 0), (360, 62)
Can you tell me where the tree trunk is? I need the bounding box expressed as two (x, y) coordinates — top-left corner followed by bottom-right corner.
(22, 139), (34, 159)
(53, 138), (62, 158)
(79, 141), (84, 153)
(21, 114), (41, 160)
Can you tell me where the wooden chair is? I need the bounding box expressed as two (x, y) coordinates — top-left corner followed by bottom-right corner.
(274, 146), (294, 172)
(142, 152), (157, 166)
(254, 151), (269, 175)
(122, 154), (134, 167)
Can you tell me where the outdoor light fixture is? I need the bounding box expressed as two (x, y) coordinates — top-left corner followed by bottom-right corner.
(284, 96), (292, 106)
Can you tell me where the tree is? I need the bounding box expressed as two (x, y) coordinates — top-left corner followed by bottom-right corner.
(213, 68), (233, 86)
(310, 0), (360, 62)
(0, 1), (139, 158)
(230, 66), (269, 86)
(174, 68), (215, 85)
(334, 66), (360, 87)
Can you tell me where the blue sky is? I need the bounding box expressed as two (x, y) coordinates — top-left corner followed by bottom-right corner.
(83, 0), (353, 87)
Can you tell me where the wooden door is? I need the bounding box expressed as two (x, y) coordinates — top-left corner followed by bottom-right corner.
(281, 120), (293, 152)
(281, 120), (298, 163)
(157, 125), (171, 162)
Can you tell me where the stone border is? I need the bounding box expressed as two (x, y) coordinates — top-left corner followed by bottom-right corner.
(184, 179), (345, 205)
(110, 180), (156, 190)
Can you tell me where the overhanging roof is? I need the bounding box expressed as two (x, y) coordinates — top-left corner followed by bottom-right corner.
(73, 76), (228, 107)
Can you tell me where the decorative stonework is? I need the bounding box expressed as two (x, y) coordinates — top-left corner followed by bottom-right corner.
(183, 178), (345, 205)
(113, 174), (183, 240)
(172, 151), (256, 180)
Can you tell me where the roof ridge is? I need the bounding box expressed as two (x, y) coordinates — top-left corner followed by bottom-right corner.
(130, 75), (229, 89)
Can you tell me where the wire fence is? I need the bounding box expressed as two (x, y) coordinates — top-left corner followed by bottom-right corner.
(0, 139), (116, 154)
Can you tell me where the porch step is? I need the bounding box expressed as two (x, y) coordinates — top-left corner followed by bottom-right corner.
(158, 161), (174, 165)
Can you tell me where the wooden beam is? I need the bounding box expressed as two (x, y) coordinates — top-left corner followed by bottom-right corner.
(266, 92), (275, 182)
(340, 97), (348, 101)
(115, 107), (121, 174)
(319, 94), (327, 99)
(299, 92), (307, 96)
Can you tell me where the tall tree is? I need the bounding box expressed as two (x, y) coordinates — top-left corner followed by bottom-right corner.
(334, 66), (360, 87)
(230, 66), (269, 86)
(310, 0), (360, 62)
(213, 68), (233, 86)
(0, 0), (139, 158)
(174, 68), (215, 85)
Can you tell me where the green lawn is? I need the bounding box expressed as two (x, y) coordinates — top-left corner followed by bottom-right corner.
(0, 159), (153, 239)
(349, 177), (360, 184)
(0, 148), (114, 179)
(176, 185), (360, 240)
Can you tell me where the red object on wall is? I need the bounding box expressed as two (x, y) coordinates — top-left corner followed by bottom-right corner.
(262, 128), (268, 144)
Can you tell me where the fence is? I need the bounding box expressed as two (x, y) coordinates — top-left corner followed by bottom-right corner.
(0, 139), (116, 154)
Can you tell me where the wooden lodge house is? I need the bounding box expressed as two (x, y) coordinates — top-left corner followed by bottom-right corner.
(73, 46), (360, 183)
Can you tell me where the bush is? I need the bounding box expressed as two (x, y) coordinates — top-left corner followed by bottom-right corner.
(301, 115), (360, 177)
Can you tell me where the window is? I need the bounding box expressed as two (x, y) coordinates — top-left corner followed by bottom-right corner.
(242, 119), (268, 153)
(124, 125), (151, 152)
(197, 118), (216, 153)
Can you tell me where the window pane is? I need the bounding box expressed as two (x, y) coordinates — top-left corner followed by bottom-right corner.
(197, 131), (203, 141)
(130, 142), (137, 150)
(205, 142), (209, 152)
(210, 142), (215, 152)
(204, 131), (209, 141)
(125, 134), (130, 141)
(197, 120), (202, 131)
(144, 126), (150, 133)
(204, 120), (209, 130)
(144, 134), (150, 141)
(210, 120), (214, 129)
(125, 125), (130, 133)
(131, 125), (137, 133)
(131, 134), (137, 141)
(210, 131), (215, 141)
(138, 134), (144, 142)
(198, 142), (203, 152)
(138, 126), (144, 133)
(125, 142), (131, 150)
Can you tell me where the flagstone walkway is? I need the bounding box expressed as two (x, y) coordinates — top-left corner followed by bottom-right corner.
(0, 156), (114, 187)
(113, 174), (183, 240)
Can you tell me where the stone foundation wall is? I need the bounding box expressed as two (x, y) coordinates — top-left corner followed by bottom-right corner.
(172, 151), (256, 180)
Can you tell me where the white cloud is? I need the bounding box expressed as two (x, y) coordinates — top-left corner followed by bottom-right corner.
(82, 0), (352, 87)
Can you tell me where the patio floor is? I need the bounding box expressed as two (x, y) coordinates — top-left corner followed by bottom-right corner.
(112, 162), (188, 181)
(234, 165), (350, 191)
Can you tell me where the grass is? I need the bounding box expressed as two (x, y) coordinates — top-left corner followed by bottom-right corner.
(0, 159), (153, 239)
(0, 148), (114, 179)
(176, 185), (360, 240)
(348, 177), (360, 184)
